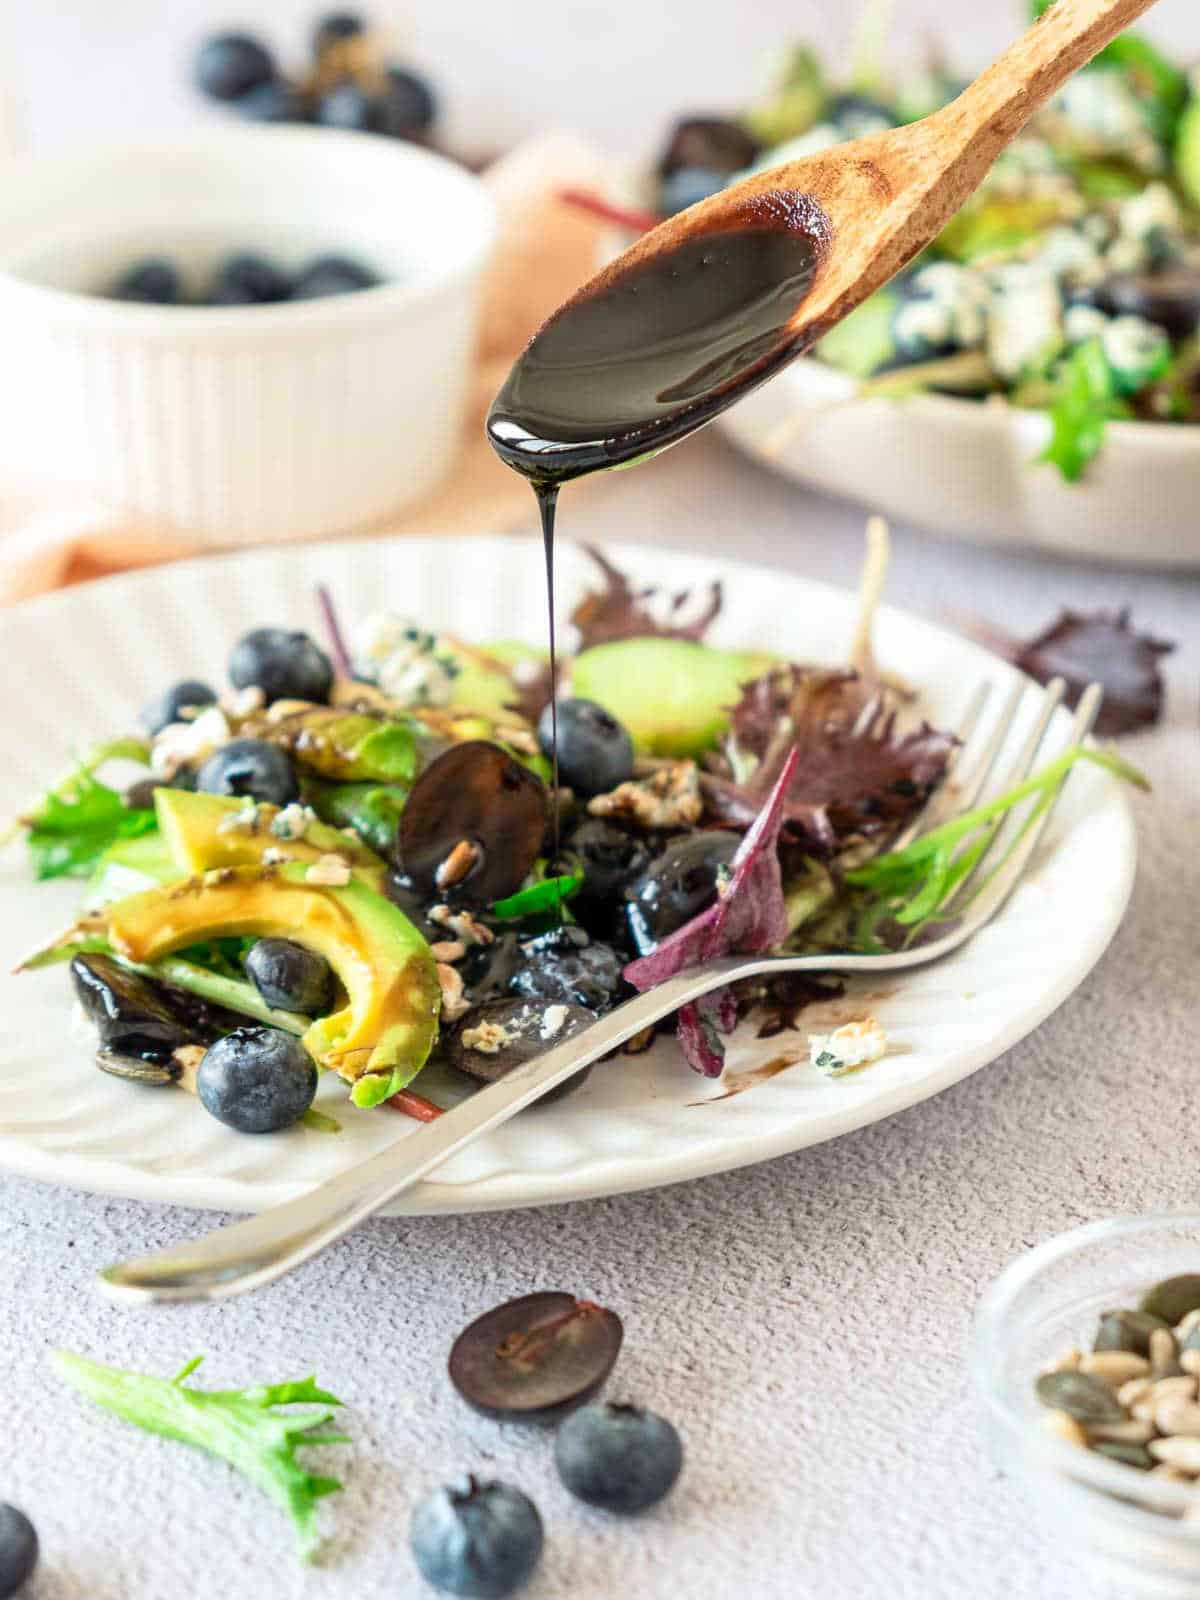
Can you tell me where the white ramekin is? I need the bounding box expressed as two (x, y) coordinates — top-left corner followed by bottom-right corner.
(0, 127), (496, 546)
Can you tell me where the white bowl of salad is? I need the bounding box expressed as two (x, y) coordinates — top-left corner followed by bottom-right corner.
(623, 6), (1200, 566)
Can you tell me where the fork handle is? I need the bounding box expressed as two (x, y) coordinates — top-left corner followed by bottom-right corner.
(96, 957), (752, 1305)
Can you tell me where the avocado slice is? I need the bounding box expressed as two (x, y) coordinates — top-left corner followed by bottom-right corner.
(1176, 98), (1200, 211)
(156, 789), (388, 892)
(442, 637), (547, 718)
(82, 832), (180, 911)
(571, 638), (775, 758)
(107, 863), (439, 1105)
(818, 287), (898, 378)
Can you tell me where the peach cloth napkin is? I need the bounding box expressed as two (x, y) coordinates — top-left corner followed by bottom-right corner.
(0, 132), (613, 605)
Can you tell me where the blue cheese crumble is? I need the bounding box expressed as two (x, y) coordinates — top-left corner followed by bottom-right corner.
(352, 614), (461, 707)
(809, 1018), (888, 1077)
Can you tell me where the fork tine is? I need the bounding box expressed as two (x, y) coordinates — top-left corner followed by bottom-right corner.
(887, 678), (992, 852)
(953, 681), (1103, 930)
(951, 676), (1028, 815)
(942, 675), (1067, 891)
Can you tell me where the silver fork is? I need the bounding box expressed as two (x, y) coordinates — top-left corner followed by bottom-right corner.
(99, 676), (1102, 1305)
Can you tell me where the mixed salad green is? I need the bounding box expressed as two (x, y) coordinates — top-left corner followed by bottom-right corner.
(8, 540), (1142, 1130)
(648, 0), (1200, 478)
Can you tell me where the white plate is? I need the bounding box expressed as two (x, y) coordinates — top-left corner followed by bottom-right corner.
(0, 535), (1135, 1215)
(718, 357), (1200, 568)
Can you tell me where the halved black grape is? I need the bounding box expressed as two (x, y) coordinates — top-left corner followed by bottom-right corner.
(449, 1292), (623, 1422)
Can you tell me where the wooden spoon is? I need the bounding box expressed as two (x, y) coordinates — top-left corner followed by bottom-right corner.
(488, 0), (1161, 483)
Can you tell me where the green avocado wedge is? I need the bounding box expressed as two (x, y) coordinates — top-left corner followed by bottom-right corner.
(82, 832), (180, 911)
(155, 789), (388, 892)
(571, 638), (776, 758)
(107, 863), (439, 1105)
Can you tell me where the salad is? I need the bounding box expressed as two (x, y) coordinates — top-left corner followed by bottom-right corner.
(637, 0), (1200, 480)
(9, 540), (1136, 1136)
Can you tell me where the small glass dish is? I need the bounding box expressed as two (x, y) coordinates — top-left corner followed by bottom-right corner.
(972, 1214), (1200, 1597)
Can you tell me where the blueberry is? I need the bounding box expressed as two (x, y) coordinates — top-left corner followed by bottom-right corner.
(291, 254), (381, 299)
(234, 79), (308, 123)
(827, 92), (896, 139)
(229, 627), (333, 704)
(196, 738), (299, 806)
(564, 819), (650, 939)
(194, 32), (276, 102)
(376, 67), (437, 138)
(409, 1477), (542, 1599)
(554, 1402), (682, 1513)
(625, 831), (740, 955)
(245, 938), (334, 1015)
(537, 698), (634, 797)
(313, 11), (365, 55)
(315, 82), (375, 132)
(110, 258), (181, 305)
(209, 253), (291, 306)
(197, 1026), (317, 1133)
(141, 678), (216, 735)
(0, 1504), (37, 1598)
(509, 924), (624, 1012)
(657, 166), (725, 216)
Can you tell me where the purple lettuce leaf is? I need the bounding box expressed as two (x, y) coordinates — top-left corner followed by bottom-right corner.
(1009, 609), (1173, 736)
(705, 667), (955, 852)
(570, 545), (723, 651)
(624, 748), (798, 1076)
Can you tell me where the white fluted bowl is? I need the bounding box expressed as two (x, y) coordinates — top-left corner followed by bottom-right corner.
(719, 356), (1200, 568)
(0, 127), (495, 545)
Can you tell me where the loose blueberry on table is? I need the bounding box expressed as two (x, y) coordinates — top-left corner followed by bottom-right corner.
(555, 1402), (684, 1513)
(409, 1477), (543, 1600)
(0, 1504), (37, 1599)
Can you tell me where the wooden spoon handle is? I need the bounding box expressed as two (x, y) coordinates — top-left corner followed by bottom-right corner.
(942, 0), (1162, 151)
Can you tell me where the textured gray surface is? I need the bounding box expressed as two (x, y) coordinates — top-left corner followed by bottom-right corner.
(1, 430), (1195, 1599)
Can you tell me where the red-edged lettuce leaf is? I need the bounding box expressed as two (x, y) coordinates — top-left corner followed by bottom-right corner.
(624, 749), (797, 1076)
(707, 668), (955, 852)
(570, 545), (722, 650)
(1009, 609), (1173, 736)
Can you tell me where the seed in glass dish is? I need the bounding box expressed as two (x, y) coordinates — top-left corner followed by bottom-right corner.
(0, 1504), (38, 1599)
(1141, 1276), (1200, 1327)
(197, 738), (299, 807)
(245, 938), (335, 1015)
(210, 253), (291, 306)
(228, 626), (333, 705)
(291, 254), (381, 299)
(197, 1026), (317, 1133)
(409, 1477), (542, 1599)
(194, 32), (276, 102)
(449, 1292), (623, 1422)
(141, 678), (217, 735)
(376, 67), (438, 138)
(110, 257), (181, 305)
(1093, 1308), (1170, 1357)
(554, 1401), (683, 1512)
(1033, 1370), (1124, 1424)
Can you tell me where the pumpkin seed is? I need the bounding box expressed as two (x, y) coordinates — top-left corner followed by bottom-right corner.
(1140, 1276), (1200, 1327)
(1035, 1370), (1125, 1424)
(1094, 1309), (1169, 1357)
(95, 1049), (178, 1086)
(1079, 1351), (1150, 1385)
(1093, 1441), (1154, 1471)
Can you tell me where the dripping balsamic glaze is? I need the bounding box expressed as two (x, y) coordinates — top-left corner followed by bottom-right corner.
(487, 191), (831, 889)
